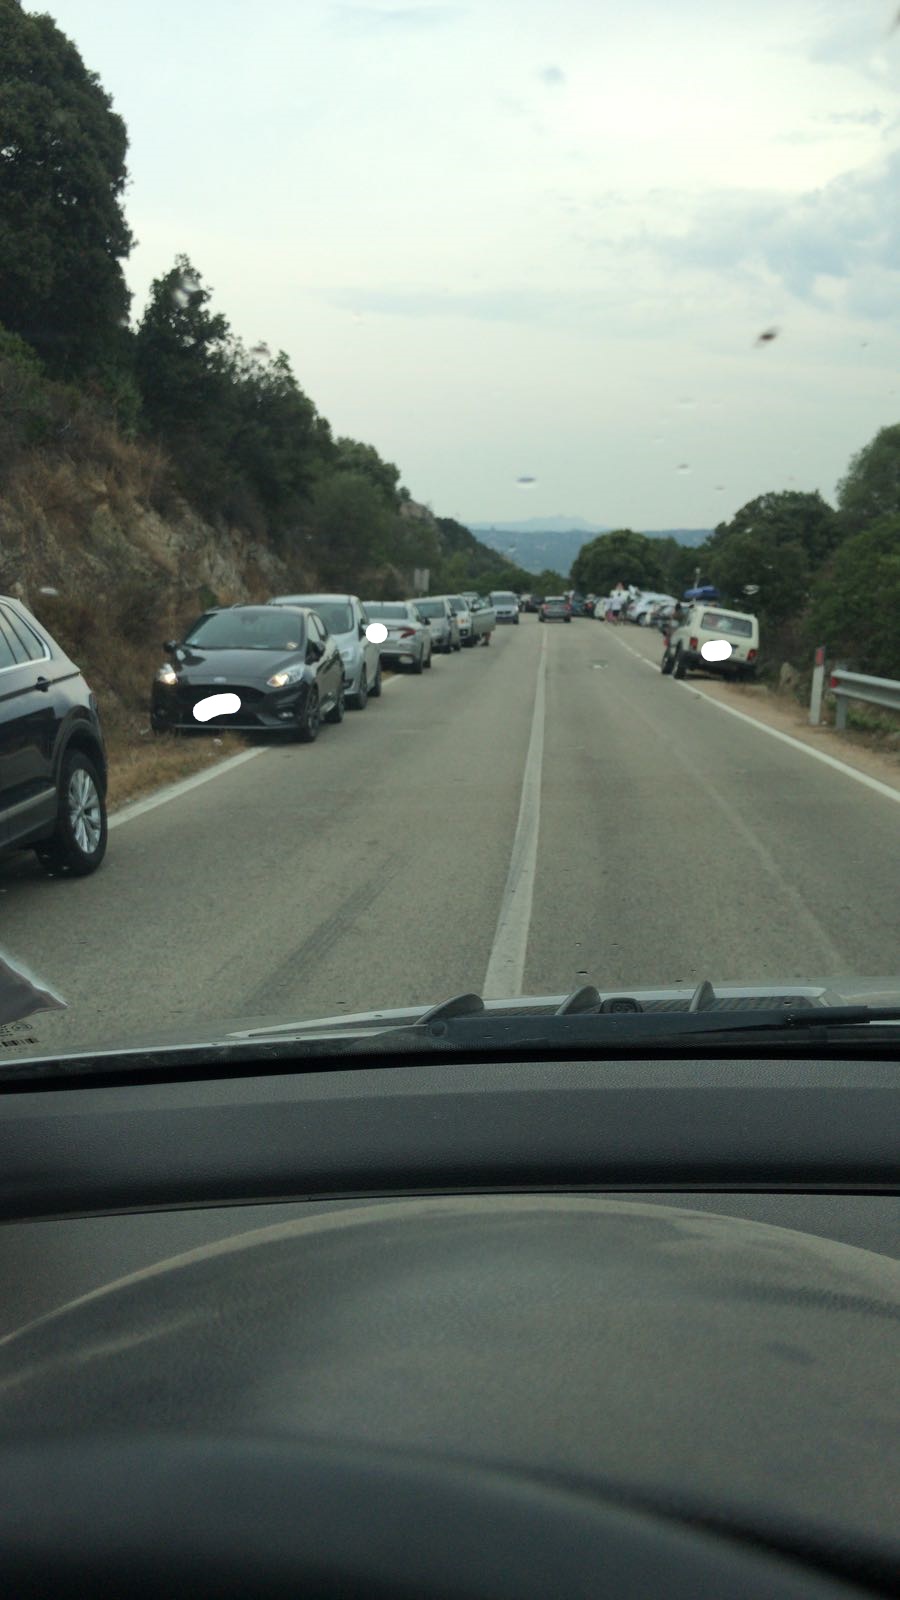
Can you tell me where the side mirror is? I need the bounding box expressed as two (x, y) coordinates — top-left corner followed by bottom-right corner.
(359, 620), (367, 638)
(306, 641), (323, 663)
(163, 639), (178, 653)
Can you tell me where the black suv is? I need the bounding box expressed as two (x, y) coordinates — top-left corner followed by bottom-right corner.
(0, 596), (108, 875)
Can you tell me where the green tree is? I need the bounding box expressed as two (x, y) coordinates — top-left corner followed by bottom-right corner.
(705, 491), (840, 624)
(134, 257), (241, 513)
(837, 424), (900, 530)
(307, 470), (396, 587)
(0, 0), (133, 376)
(229, 344), (330, 544)
(707, 529), (807, 624)
(333, 437), (401, 506)
(533, 568), (568, 593)
(708, 491), (840, 569)
(805, 516), (900, 678)
(570, 530), (663, 595)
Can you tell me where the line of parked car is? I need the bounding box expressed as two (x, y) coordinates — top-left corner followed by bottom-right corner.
(0, 586), (523, 881)
(520, 585), (760, 680)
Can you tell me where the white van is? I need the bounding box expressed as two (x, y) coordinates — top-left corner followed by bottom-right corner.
(662, 603), (759, 681)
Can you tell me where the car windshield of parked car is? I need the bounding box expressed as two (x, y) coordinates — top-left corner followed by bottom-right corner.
(288, 601), (352, 635)
(2, 2), (899, 1069)
(183, 610), (306, 652)
(366, 604), (410, 621)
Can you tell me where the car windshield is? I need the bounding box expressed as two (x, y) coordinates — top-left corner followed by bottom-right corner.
(282, 601), (352, 635)
(183, 610), (305, 651)
(2, 2), (899, 1071)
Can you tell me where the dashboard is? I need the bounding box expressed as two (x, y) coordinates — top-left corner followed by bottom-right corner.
(0, 1052), (897, 1598)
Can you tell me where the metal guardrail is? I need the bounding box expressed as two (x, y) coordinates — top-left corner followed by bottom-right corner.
(810, 651), (900, 729)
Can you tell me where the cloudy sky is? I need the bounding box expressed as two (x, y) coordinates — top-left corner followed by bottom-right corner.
(49, 0), (900, 527)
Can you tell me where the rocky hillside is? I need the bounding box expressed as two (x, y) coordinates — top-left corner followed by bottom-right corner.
(0, 423), (324, 805)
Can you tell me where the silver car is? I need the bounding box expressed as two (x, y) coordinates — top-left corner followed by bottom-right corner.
(268, 593), (382, 708)
(364, 601), (433, 674)
(443, 593), (476, 647)
(488, 590), (520, 625)
(411, 596), (459, 653)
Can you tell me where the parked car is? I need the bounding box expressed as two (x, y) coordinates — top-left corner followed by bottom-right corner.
(540, 597), (571, 622)
(414, 597), (459, 653)
(0, 595), (109, 876)
(151, 604), (344, 742)
(268, 593), (381, 708)
(364, 602), (433, 673)
(442, 595), (477, 648)
(488, 590), (520, 625)
(468, 597), (496, 646)
(662, 602), (760, 680)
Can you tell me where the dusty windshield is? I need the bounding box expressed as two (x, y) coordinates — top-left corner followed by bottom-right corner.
(1, 0), (899, 1060)
(292, 601), (353, 635)
(184, 610), (306, 651)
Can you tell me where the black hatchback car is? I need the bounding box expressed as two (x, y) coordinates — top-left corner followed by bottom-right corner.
(150, 604), (345, 742)
(0, 595), (108, 875)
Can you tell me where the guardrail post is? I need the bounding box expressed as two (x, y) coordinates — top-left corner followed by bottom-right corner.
(832, 662), (848, 730)
(809, 645), (826, 725)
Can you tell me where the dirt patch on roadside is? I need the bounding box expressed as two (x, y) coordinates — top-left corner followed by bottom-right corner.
(683, 674), (900, 793)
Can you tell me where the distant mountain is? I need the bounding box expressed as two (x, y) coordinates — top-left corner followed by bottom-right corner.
(468, 516), (610, 536)
(640, 529), (711, 546)
(468, 521), (711, 576)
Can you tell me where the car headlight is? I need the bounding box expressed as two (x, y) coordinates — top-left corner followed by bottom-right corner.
(267, 666), (305, 688)
(155, 664), (178, 687)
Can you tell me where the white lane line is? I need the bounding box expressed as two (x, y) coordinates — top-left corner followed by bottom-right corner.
(679, 687), (900, 805)
(108, 746), (267, 829)
(482, 627), (548, 999)
(110, 671), (405, 829)
(606, 630), (900, 805)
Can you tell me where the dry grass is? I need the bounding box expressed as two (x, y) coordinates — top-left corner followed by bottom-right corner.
(105, 728), (248, 811)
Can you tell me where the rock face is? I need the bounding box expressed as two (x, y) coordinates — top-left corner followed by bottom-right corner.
(0, 437), (322, 742)
(0, 449), (310, 633)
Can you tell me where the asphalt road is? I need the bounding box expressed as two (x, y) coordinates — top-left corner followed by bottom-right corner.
(3, 617), (899, 1056)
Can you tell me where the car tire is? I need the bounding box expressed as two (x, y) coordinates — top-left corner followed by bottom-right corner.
(351, 669), (368, 710)
(514, 617), (519, 625)
(325, 686), (345, 724)
(661, 649), (673, 675)
(370, 662), (382, 698)
(34, 749), (108, 876)
(673, 647), (687, 679)
(296, 688), (320, 742)
(413, 650), (424, 675)
(565, 616), (571, 623)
